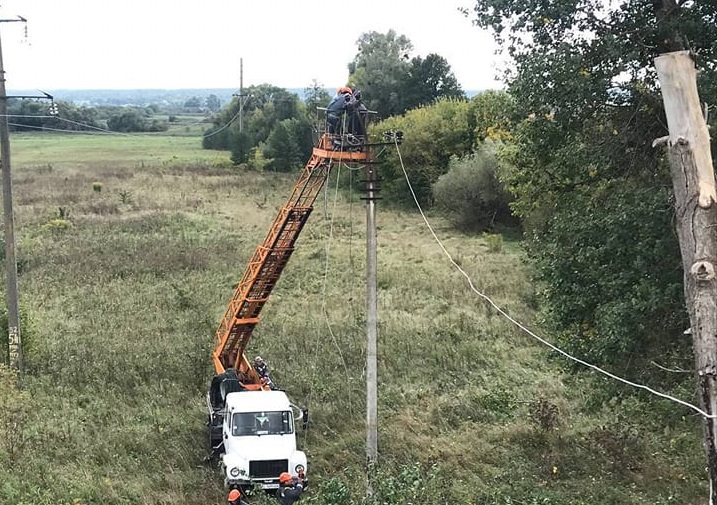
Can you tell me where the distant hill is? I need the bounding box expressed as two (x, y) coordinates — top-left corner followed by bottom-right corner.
(6, 88), (310, 108)
(8, 88), (487, 108)
(7, 88), (241, 107)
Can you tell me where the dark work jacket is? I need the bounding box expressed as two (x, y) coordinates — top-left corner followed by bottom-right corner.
(276, 482), (304, 505)
(326, 93), (351, 118)
(255, 363), (270, 378)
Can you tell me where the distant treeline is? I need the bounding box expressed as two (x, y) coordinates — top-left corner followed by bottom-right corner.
(7, 99), (173, 133)
(7, 88), (241, 108)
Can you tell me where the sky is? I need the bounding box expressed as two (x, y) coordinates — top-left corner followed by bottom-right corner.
(0, 0), (507, 92)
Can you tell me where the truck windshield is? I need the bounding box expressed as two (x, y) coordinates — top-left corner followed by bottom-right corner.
(232, 411), (294, 436)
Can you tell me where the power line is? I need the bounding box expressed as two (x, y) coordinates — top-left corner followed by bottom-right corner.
(202, 107), (242, 139)
(393, 139), (717, 420)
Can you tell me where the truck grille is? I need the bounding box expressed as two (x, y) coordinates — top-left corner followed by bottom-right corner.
(250, 459), (288, 479)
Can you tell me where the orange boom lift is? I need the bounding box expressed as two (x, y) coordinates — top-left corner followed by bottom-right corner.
(210, 110), (378, 390)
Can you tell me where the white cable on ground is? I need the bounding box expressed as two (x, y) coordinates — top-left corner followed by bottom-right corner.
(393, 140), (716, 420)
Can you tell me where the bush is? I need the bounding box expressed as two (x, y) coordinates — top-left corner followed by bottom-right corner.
(374, 99), (475, 207)
(527, 180), (689, 373)
(43, 218), (72, 232)
(367, 463), (446, 505)
(432, 144), (514, 232)
(230, 131), (254, 165)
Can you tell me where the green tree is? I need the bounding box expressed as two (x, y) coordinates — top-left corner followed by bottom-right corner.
(230, 130), (254, 165)
(348, 30), (413, 118)
(401, 53), (464, 111)
(348, 31), (466, 118)
(304, 79), (331, 121)
(8, 99), (108, 132)
(202, 125), (231, 151)
(205, 94), (221, 112)
(468, 90), (515, 144)
(107, 109), (148, 132)
(376, 98), (475, 205)
(525, 179), (687, 371)
(203, 84), (303, 151)
(184, 96), (201, 108)
(7, 99), (45, 132)
(467, 0), (717, 369)
(263, 118), (303, 172)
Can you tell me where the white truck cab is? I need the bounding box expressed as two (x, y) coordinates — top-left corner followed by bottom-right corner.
(218, 390), (307, 490)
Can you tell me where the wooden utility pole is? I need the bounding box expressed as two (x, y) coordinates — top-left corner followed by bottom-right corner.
(0, 14), (26, 379)
(655, 50), (717, 504)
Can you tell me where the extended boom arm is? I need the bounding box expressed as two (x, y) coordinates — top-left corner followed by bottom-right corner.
(211, 133), (371, 383)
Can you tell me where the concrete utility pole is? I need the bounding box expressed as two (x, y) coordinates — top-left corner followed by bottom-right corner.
(239, 58), (244, 133)
(654, 50), (717, 505)
(365, 162), (378, 478)
(0, 13), (27, 380)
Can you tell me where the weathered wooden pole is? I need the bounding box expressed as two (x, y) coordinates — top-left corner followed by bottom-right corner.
(0, 15), (23, 381)
(655, 50), (717, 504)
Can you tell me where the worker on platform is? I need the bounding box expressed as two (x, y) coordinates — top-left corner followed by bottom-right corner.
(276, 470), (305, 505)
(326, 86), (353, 135)
(347, 90), (367, 138)
(326, 86), (367, 150)
(227, 488), (249, 505)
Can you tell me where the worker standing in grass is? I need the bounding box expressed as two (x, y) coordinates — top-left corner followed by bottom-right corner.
(227, 488), (249, 505)
(276, 470), (305, 504)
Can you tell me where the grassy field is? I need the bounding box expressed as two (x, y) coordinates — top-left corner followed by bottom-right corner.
(0, 130), (708, 505)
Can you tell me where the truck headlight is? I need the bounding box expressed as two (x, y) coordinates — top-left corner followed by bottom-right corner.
(230, 467), (243, 478)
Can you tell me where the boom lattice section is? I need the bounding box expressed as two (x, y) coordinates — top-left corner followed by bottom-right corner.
(212, 136), (370, 377)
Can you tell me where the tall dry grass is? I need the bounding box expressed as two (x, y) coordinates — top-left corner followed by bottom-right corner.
(0, 132), (707, 505)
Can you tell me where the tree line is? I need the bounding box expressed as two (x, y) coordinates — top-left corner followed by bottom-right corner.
(204, 12), (717, 402)
(5, 94), (224, 133)
(200, 30), (512, 232)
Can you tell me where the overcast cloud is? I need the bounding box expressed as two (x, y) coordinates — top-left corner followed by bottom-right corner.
(0, 0), (507, 91)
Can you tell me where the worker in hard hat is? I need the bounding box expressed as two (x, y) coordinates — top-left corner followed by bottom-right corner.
(253, 356), (269, 378)
(227, 487), (249, 505)
(325, 86), (367, 150)
(326, 87), (354, 135)
(253, 355), (276, 389)
(276, 469), (305, 504)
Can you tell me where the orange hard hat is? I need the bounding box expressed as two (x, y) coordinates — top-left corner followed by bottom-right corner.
(228, 489), (242, 501)
(338, 86), (352, 94)
(279, 472), (294, 484)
